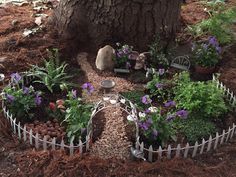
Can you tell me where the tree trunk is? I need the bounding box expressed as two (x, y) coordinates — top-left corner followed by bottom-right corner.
(52, 0), (182, 51)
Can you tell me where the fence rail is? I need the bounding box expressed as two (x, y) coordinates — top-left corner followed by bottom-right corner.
(135, 74), (236, 162)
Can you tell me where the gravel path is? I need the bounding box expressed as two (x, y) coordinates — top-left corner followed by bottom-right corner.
(90, 106), (132, 160)
(77, 53), (134, 160)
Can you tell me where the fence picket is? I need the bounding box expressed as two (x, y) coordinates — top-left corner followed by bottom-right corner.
(43, 136), (48, 150)
(207, 135), (212, 152)
(214, 133), (219, 150)
(13, 118), (16, 134)
(167, 145), (171, 159)
(35, 133), (39, 149)
(79, 139), (83, 155)
(23, 125), (27, 141)
(86, 135), (90, 151)
(17, 122), (21, 139)
(175, 144), (181, 158)
(60, 139), (65, 150)
(51, 138), (56, 150)
(192, 142), (198, 157)
(158, 146), (162, 160)
(70, 141), (74, 156)
(29, 129), (33, 145)
(230, 124), (235, 139)
(184, 143), (190, 158)
(148, 146), (153, 162)
(226, 127), (231, 142)
(220, 130), (226, 144)
(200, 139), (206, 154)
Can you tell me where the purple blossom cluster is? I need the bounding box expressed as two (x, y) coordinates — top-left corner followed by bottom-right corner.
(141, 95), (152, 105)
(10, 72), (21, 84)
(82, 82), (94, 95)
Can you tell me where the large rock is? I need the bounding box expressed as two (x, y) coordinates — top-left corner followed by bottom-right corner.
(95, 45), (115, 71)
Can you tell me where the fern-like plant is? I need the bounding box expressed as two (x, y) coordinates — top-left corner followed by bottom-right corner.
(27, 49), (74, 93)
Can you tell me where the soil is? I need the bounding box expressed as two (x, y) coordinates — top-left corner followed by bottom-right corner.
(1, 0), (236, 176)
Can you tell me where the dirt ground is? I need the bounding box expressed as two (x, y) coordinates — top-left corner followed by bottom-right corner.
(1, 0), (236, 176)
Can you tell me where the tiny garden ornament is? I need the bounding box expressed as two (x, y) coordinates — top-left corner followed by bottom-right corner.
(95, 45), (115, 71)
(192, 36), (222, 74)
(134, 53), (147, 70)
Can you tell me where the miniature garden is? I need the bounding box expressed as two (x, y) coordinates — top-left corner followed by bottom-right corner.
(1, 0), (236, 176)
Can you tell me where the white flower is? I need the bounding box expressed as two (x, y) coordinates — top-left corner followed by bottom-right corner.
(148, 106), (158, 113)
(139, 112), (146, 118)
(127, 115), (135, 121)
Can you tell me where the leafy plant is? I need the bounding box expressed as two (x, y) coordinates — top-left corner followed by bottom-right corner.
(63, 90), (93, 142)
(174, 72), (227, 119)
(146, 69), (173, 101)
(188, 7), (236, 44)
(175, 118), (216, 143)
(120, 90), (146, 109)
(3, 84), (41, 120)
(138, 96), (188, 147)
(192, 36), (221, 67)
(27, 49), (74, 93)
(148, 36), (170, 68)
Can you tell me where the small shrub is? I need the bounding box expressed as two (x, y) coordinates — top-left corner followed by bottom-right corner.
(114, 43), (133, 69)
(192, 36), (221, 67)
(174, 72), (227, 119)
(188, 7), (236, 44)
(175, 118), (216, 143)
(27, 49), (74, 93)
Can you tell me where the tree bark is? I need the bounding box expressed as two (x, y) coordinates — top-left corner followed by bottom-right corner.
(52, 0), (182, 51)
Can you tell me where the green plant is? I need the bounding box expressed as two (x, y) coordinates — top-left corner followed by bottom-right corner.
(148, 36), (170, 68)
(3, 85), (41, 120)
(27, 49), (74, 93)
(139, 96), (188, 147)
(192, 36), (221, 67)
(63, 90), (93, 141)
(174, 72), (227, 119)
(146, 69), (173, 101)
(175, 118), (216, 143)
(120, 90), (145, 109)
(188, 7), (236, 44)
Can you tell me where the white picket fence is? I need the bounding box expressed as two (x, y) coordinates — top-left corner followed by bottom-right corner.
(135, 75), (236, 162)
(1, 74), (139, 156)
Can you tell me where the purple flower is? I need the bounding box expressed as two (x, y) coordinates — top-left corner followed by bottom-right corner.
(166, 114), (176, 122)
(82, 82), (94, 94)
(126, 62), (131, 69)
(203, 44), (208, 50)
(141, 95), (152, 105)
(216, 46), (222, 54)
(35, 93), (42, 106)
(117, 50), (123, 58)
(158, 69), (165, 76)
(208, 36), (219, 47)
(23, 87), (30, 95)
(139, 122), (150, 131)
(146, 118), (153, 125)
(152, 129), (159, 137)
(164, 100), (176, 107)
(176, 110), (188, 119)
(145, 109), (151, 114)
(72, 89), (77, 99)
(155, 83), (163, 89)
(10, 72), (21, 83)
(6, 94), (15, 102)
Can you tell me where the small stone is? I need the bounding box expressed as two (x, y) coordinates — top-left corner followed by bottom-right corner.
(95, 45), (115, 71)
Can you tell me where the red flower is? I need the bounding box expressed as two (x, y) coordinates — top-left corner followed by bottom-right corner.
(49, 102), (56, 111)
